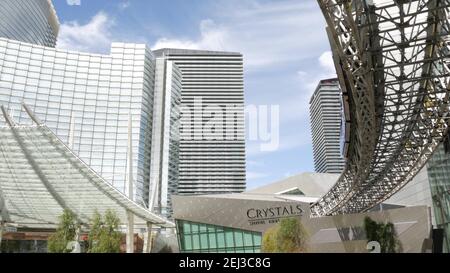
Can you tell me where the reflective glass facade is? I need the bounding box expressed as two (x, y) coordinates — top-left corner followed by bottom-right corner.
(149, 58), (182, 217)
(426, 143), (450, 252)
(0, 38), (155, 204)
(0, 0), (59, 47)
(0, 1), (245, 219)
(176, 220), (262, 253)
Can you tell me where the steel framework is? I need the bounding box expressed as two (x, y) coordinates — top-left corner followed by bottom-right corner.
(0, 104), (174, 229)
(312, 0), (450, 216)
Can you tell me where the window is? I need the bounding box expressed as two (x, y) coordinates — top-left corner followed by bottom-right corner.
(243, 233), (253, 247)
(225, 231), (234, 248)
(176, 220), (261, 253)
(200, 234), (208, 249)
(183, 235), (192, 251)
(192, 234), (200, 250)
(216, 232), (225, 248)
(208, 233), (217, 249)
(234, 231), (244, 247)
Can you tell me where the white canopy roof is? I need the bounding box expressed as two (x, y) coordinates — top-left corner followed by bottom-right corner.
(0, 105), (173, 228)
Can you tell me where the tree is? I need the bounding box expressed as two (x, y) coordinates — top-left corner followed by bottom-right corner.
(261, 217), (309, 253)
(364, 217), (401, 253)
(87, 211), (102, 252)
(87, 210), (122, 253)
(261, 227), (278, 253)
(48, 209), (79, 253)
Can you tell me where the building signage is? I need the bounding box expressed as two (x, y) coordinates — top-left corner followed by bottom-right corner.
(246, 205), (304, 226)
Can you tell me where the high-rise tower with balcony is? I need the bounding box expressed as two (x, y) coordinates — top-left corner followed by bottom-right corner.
(153, 49), (246, 195)
(309, 78), (345, 174)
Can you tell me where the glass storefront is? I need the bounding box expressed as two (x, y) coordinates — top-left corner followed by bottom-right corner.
(176, 220), (262, 253)
(0, 240), (48, 253)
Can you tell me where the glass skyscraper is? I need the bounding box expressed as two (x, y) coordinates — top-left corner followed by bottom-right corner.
(426, 143), (450, 252)
(0, 39), (157, 205)
(149, 57), (182, 217)
(424, 20), (450, 253)
(0, 0), (59, 48)
(0, 1), (246, 217)
(0, 1), (181, 210)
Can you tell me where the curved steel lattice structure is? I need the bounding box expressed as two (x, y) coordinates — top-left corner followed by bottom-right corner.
(0, 104), (173, 228)
(312, 0), (450, 216)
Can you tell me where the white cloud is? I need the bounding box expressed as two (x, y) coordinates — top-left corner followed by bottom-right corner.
(152, 0), (327, 70)
(278, 51), (337, 123)
(57, 11), (114, 54)
(319, 51), (336, 75)
(152, 19), (228, 51)
(303, 51), (337, 92)
(151, 3), (335, 166)
(119, 1), (131, 10)
(152, 1), (335, 170)
(66, 0), (81, 6)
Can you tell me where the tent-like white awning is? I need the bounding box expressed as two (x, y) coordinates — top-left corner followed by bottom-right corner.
(0, 105), (174, 229)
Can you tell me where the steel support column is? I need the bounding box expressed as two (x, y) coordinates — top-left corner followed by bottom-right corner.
(143, 222), (153, 253)
(126, 113), (135, 253)
(0, 221), (4, 252)
(126, 210), (134, 253)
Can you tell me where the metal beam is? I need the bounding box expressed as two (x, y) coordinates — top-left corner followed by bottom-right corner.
(126, 113), (135, 253)
(0, 179), (11, 223)
(0, 221), (4, 252)
(1, 106), (15, 127)
(2, 106), (85, 224)
(126, 210), (134, 253)
(22, 103), (43, 125)
(143, 222), (153, 253)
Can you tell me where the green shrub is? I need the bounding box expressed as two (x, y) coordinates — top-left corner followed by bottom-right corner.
(364, 216), (401, 253)
(261, 217), (309, 253)
(87, 210), (122, 253)
(47, 209), (79, 253)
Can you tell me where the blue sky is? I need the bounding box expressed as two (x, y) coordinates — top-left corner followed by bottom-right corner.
(54, 0), (336, 189)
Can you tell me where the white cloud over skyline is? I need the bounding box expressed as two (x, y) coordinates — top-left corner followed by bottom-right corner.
(151, 0), (327, 71)
(151, 19), (228, 52)
(55, 0), (335, 188)
(148, 1), (334, 187)
(57, 11), (114, 53)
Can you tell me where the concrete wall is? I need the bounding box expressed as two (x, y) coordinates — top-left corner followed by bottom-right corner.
(173, 195), (310, 233)
(386, 167), (434, 225)
(304, 206), (431, 253)
(173, 195), (431, 253)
